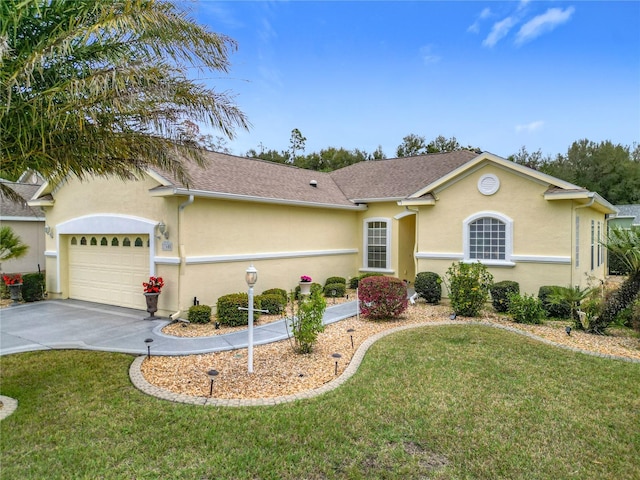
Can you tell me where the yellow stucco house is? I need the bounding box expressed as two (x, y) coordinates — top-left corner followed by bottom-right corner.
(28, 150), (616, 316)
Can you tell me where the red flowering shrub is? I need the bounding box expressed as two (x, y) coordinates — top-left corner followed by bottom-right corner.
(143, 276), (164, 293)
(358, 276), (408, 320)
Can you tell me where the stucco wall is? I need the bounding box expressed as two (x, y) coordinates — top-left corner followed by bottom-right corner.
(0, 220), (46, 274)
(414, 163), (604, 295)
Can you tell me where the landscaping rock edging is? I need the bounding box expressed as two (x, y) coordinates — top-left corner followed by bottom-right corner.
(129, 320), (639, 407)
(0, 395), (18, 420)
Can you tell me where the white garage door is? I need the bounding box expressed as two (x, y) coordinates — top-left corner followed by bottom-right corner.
(68, 235), (150, 309)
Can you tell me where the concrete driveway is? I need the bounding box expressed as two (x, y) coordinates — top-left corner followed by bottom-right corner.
(0, 299), (358, 356)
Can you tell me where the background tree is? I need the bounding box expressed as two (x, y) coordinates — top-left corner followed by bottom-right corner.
(0, 226), (28, 270)
(396, 133), (428, 157)
(0, 0), (249, 200)
(288, 128), (307, 163)
(508, 146), (551, 170)
(539, 139), (640, 204)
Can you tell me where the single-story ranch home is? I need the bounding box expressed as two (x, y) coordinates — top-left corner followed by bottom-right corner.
(28, 150), (616, 316)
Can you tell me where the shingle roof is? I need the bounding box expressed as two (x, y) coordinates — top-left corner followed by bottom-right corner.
(0, 182), (44, 219)
(615, 204), (640, 225)
(152, 150), (482, 206)
(329, 150), (479, 200)
(152, 151), (356, 207)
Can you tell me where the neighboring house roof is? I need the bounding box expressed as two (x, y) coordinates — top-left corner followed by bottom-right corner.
(0, 182), (45, 220)
(613, 204), (640, 225)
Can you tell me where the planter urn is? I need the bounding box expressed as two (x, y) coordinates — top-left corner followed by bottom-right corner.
(144, 292), (160, 320)
(8, 283), (22, 305)
(299, 281), (312, 296)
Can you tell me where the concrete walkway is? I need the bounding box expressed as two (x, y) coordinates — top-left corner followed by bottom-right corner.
(0, 299), (358, 356)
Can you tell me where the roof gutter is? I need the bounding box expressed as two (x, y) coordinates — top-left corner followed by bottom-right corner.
(150, 187), (368, 211)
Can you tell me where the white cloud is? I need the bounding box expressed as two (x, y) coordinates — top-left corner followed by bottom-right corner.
(515, 7), (575, 45)
(482, 16), (518, 48)
(420, 44), (441, 65)
(467, 7), (491, 34)
(515, 120), (544, 133)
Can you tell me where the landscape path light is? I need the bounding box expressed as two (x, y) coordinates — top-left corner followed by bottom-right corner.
(207, 369), (219, 396)
(332, 353), (342, 376)
(347, 328), (355, 349)
(144, 338), (153, 359)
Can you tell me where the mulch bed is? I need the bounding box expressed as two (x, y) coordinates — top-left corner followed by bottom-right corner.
(143, 302), (640, 400)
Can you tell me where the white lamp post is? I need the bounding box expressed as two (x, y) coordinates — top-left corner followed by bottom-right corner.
(245, 264), (258, 373)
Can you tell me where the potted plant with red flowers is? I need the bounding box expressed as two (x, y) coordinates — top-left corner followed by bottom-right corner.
(299, 275), (312, 296)
(3, 273), (23, 305)
(142, 276), (164, 319)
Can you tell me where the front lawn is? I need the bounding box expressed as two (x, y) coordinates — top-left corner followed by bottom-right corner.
(1, 325), (638, 479)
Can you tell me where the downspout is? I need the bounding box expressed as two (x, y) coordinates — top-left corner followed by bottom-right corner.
(171, 194), (194, 320)
(571, 194), (596, 287)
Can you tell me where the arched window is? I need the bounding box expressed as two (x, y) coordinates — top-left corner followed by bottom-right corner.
(100, 237), (108, 246)
(90, 237), (97, 246)
(80, 236), (87, 246)
(111, 237), (119, 246)
(70, 237), (77, 245)
(134, 237), (143, 247)
(123, 237), (131, 247)
(463, 212), (513, 264)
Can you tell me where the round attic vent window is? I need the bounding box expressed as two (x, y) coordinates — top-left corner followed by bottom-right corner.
(478, 174), (500, 195)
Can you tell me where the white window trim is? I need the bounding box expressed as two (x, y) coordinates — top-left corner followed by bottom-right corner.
(363, 217), (391, 271)
(463, 211), (514, 267)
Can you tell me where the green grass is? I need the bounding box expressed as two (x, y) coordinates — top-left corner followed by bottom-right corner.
(1, 325), (639, 479)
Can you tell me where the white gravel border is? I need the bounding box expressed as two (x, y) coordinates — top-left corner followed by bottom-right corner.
(129, 320), (640, 407)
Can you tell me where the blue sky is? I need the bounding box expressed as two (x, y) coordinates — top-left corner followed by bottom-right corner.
(188, 1), (639, 159)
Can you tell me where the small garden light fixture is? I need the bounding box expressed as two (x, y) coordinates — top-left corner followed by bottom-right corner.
(566, 326), (572, 336)
(144, 338), (153, 359)
(347, 328), (355, 349)
(207, 369), (219, 396)
(332, 352), (342, 376)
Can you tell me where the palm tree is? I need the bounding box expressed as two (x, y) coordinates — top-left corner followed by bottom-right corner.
(0, 226), (29, 269)
(598, 226), (640, 330)
(0, 0), (249, 200)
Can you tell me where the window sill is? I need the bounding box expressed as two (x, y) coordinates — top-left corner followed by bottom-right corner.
(359, 268), (395, 274)
(462, 259), (515, 268)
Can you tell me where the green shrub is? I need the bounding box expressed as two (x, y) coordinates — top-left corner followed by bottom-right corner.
(324, 283), (346, 298)
(216, 293), (261, 327)
(445, 261), (493, 317)
(508, 293), (545, 324)
(608, 251), (631, 276)
(414, 272), (442, 304)
(358, 276), (408, 320)
(187, 305), (212, 324)
(490, 280), (519, 313)
(262, 288), (287, 303)
(22, 272), (46, 302)
(631, 297), (640, 333)
(257, 293), (285, 314)
(349, 273), (384, 289)
(289, 290), (326, 354)
(538, 286), (571, 319)
(324, 276), (346, 286)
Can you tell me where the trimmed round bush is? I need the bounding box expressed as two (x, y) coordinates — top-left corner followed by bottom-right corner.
(358, 276), (408, 320)
(445, 261), (493, 317)
(262, 288), (287, 303)
(414, 272), (442, 304)
(490, 280), (520, 313)
(216, 293), (262, 327)
(538, 286), (571, 319)
(349, 273), (384, 289)
(324, 276), (346, 286)
(324, 283), (346, 298)
(187, 305), (212, 324)
(257, 293), (285, 314)
(22, 272), (46, 302)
